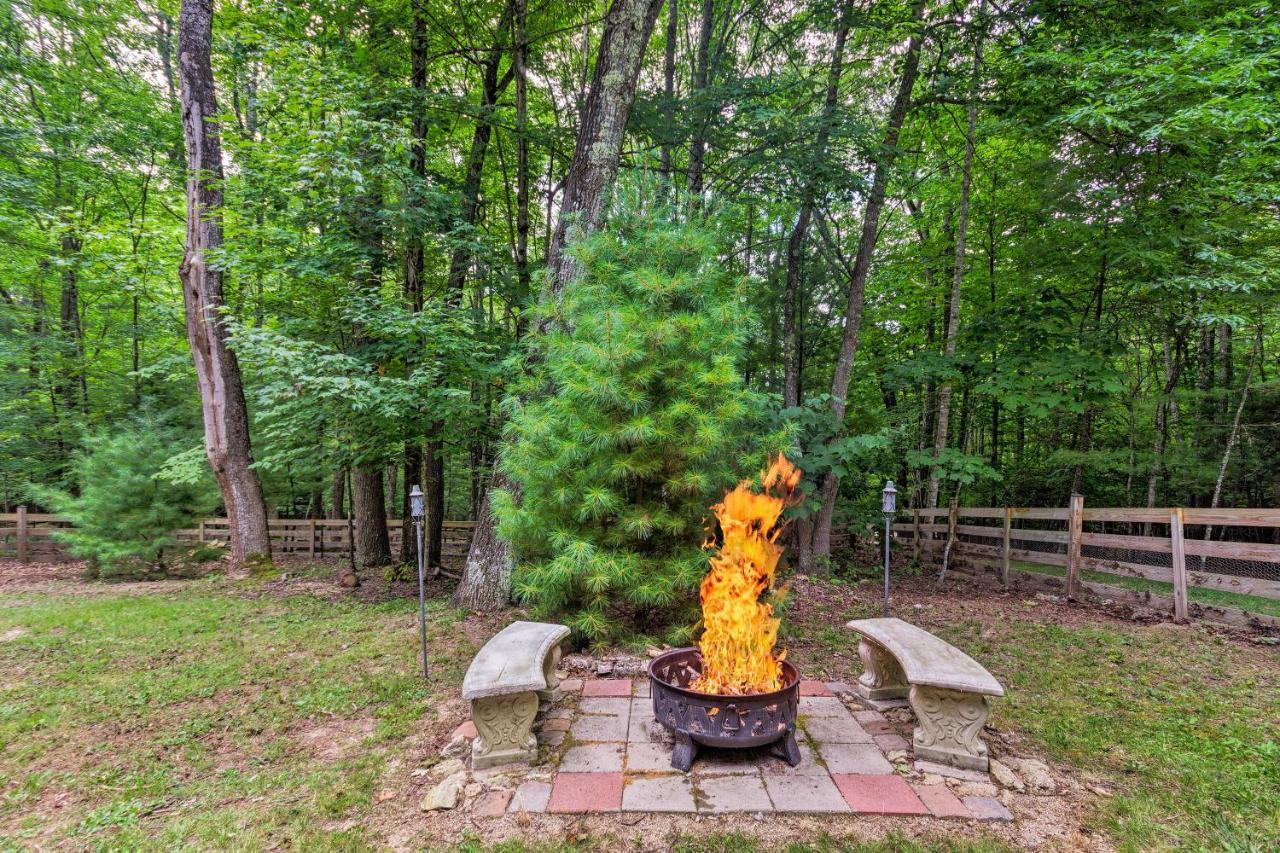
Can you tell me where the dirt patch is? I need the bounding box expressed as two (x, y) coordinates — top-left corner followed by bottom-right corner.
(292, 714), (379, 762)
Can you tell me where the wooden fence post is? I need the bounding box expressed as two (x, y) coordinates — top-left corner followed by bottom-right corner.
(1169, 507), (1189, 622)
(16, 505), (27, 563)
(1001, 507), (1012, 585)
(309, 519), (317, 559)
(198, 520), (206, 544)
(1065, 493), (1084, 597)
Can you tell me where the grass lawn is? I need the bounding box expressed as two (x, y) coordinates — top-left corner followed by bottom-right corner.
(0, 561), (1276, 851)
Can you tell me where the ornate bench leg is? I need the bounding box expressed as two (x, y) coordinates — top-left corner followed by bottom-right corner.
(854, 638), (910, 707)
(471, 691), (539, 770)
(909, 685), (990, 771)
(537, 645), (563, 704)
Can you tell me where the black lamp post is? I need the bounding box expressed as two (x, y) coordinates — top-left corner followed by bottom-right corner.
(410, 484), (429, 682)
(881, 480), (897, 617)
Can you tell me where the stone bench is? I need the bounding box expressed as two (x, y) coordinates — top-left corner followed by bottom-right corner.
(846, 617), (1004, 771)
(462, 620), (570, 769)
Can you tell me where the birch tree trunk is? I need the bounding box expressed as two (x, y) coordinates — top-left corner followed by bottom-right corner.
(457, 0), (665, 610)
(803, 0), (927, 566)
(177, 0), (272, 568)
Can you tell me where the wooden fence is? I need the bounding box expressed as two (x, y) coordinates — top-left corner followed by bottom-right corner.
(0, 508), (475, 562)
(896, 500), (1280, 624)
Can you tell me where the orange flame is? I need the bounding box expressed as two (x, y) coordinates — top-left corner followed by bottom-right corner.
(692, 454), (802, 695)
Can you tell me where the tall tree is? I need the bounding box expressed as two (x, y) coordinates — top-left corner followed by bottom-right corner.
(176, 0), (272, 568)
(456, 0), (665, 610)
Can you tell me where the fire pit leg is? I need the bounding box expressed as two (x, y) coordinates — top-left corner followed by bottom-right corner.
(670, 732), (697, 772)
(769, 730), (802, 767)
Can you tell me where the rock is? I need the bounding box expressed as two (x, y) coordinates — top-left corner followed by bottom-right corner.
(1035, 592), (1060, 603)
(989, 758), (1025, 792)
(1254, 636), (1280, 646)
(420, 772), (466, 811)
(920, 773), (945, 786)
(375, 789), (398, 803)
(440, 735), (469, 759)
(464, 783), (484, 799)
(884, 708), (913, 724)
(887, 750), (910, 764)
(954, 781), (999, 798)
(1087, 784), (1114, 798)
(647, 647), (663, 658)
(596, 661), (614, 676)
(431, 758), (465, 779)
(1004, 757), (1055, 793)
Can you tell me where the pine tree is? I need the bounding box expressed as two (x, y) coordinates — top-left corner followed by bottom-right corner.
(497, 199), (766, 643)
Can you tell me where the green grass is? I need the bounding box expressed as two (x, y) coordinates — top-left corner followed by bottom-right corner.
(1009, 559), (1280, 617)
(0, 578), (473, 850)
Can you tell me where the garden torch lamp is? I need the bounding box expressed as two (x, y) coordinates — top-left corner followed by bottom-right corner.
(410, 485), (429, 682)
(881, 480), (897, 617)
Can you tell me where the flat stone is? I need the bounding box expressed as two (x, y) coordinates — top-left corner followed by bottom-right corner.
(432, 758), (465, 778)
(759, 740), (826, 777)
(570, 713), (628, 742)
(817, 742), (894, 775)
(472, 789), (513, 817)
(629, 696), (652, 717)
(541, 717), (571, 732)
(545, 707), (573, 720)
(633, 680), (650, 697)
(420, 771), (467, 811)
(559, 679), (583, 693)
(463, 621), (569, 700)
(799, 680), (834, 697)
(547, 771), (623, 813)
(860, 720), (896, 736)
(627, 710), (660, 743)
(989, 758), (1025, 792)
(963, 795), (1014, 821)
(697, 773), (772, 812)
(826, 681), (854, 695)
(560, 743), (625, 773)
(763, 774), (850, 813)
(453, 720), (478, 739)
(914, 760), (989, 782)
(832, 774), (929, 815)
(470, 762), (526, 784)
(799, 696), (848, 717)
(626, 742), (678, 773)
(1003, 757), (1055, 793)
(440, 735), (469, 759)
(579, 697), (631, 716)
(854, 710), (888, 725)
(954, 781), (999, 798)
(582, 680), (632, 698)
(622, 774), (696, 812)
(692, 748), (758, 776)
(507, 781), (552, 813)
(914, 783), (970, 819)
(873, 734), (910, 752)
(805, 714), (873, 744)
(536, 731), (565, 747)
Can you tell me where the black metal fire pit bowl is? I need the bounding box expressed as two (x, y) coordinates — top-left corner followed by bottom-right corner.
(649, 647), (801, 772)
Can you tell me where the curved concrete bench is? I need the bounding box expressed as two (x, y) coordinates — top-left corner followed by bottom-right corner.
(463, 620), (570, 769)
(847, 617), (1004, 771)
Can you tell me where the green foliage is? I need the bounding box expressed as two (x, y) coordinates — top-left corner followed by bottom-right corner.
(498, 198), (771, 643)
(36, 420), (218, 578)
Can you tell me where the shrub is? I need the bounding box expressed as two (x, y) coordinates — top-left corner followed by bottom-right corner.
(497, 198), (778, 643)
(38, 421), (219, 578)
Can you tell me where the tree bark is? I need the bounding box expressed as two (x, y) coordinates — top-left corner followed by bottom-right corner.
(686, 0), (715, 196)
(927, 3), (984, 509)
(782, 10), (851, 410)
(660, 0), (677, 177)
(458, 0), (664, 610)
(177, 0), (272, 568)
(514, 0), (532, 322)
(330, 467), (346, 519)
(352, 464), (391, 568)
(803, 0), (926, 566)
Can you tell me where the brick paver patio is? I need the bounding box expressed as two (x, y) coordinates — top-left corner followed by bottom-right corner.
(449, 677), (1016, 821)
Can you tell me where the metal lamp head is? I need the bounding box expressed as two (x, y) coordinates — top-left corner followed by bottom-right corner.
(409, 485), (425, 519)
(882, 480), (897, 516)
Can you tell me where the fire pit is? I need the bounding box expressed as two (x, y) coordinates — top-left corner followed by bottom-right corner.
(649, 648), (802, 771)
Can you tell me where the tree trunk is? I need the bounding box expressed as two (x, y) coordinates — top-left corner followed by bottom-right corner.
(514, 0), (532, 323)
(803, 0), (926, 566)
(926, 3), (984, 510)
(352, 464), (391, 568)
(660, 0), (676, 177)
(686, 0), (715, 196)
(458, 0), (665, 610)
(330, 467), (346, 519)
(177, 0), (272, 568)
(782, 10), (852, 410)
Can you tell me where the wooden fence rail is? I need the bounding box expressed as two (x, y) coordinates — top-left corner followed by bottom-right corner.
(0, 508), (475, 562)
(895, 498), (1280, 623)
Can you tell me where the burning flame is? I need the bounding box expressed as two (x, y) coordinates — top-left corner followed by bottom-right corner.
(693, 454), (802, 695)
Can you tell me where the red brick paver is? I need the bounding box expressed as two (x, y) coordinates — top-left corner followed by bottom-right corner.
(913, 783), (970, 818)
(832, 774), (930, 815)
(582, 679), (633, 697)
(472, 790), (513, 817)
(547, 771), (624, 813)
(452, 720), (477, 739)
(798, 680), (834, 697)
